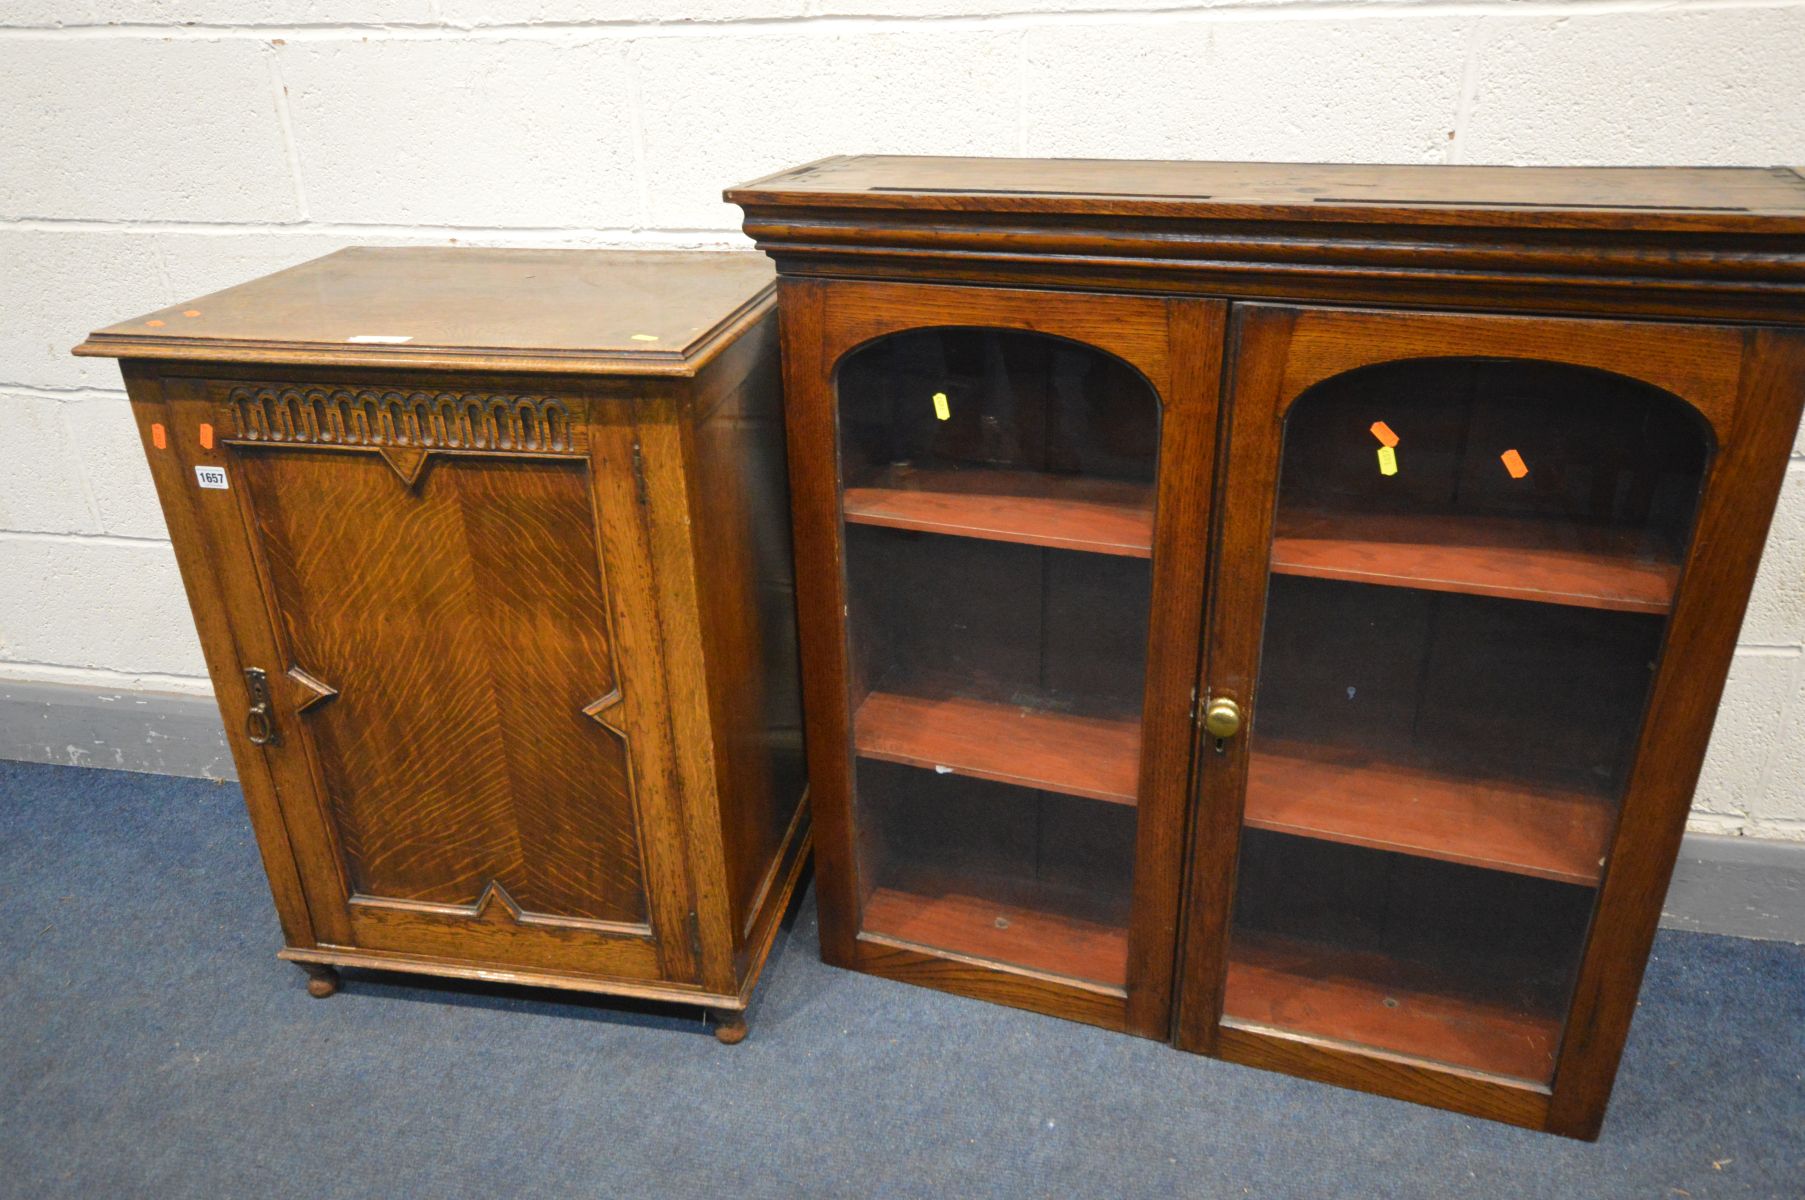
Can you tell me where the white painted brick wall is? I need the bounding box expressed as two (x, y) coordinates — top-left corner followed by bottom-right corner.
(1022, 18), (1472, 161)
(1, 2), (1802, 838)
(0, 40), (299, 223)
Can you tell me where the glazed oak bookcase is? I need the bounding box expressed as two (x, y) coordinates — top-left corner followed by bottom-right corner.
(729, 157), (1805, 1136)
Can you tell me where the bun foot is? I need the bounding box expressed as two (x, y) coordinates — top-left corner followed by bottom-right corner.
(301, 964), (340, 998)
(712, 1010), (748, 1044)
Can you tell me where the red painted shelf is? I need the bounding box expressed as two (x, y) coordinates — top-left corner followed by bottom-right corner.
(862, 880), (1130, 986)
(1223, 933), (1564, 1084)
(842, 466), (1155, 558)
(1245, 740), (1614, 886)
(843, 475), (1679, 614)
(1272, 509), (1679, 614)
(853, 691), (1141, 805)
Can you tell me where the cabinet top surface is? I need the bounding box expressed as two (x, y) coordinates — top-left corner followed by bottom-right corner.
(728, 156), (1805, 231)
(74, 247), (776, 376)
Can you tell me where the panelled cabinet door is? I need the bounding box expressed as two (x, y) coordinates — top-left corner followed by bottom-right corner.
(155, 373), (697, 985)
(1179, 305), (1805, 1134)
(784, 279), (1226, 1036)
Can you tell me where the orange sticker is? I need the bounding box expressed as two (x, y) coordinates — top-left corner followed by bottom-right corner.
(145, 319), (165, 328)
(183, 309), (201, 318)
(1370, 421), (1399, 448)
(151, 422), (167, 450)
(199, 423), (214, 450)
(1501, 448), (1529, 479)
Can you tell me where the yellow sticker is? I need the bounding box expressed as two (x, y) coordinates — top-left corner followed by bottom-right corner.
(630, 333), (660, 343)
(1377, 445), (1398, 476)
(932, 391), (950, 421)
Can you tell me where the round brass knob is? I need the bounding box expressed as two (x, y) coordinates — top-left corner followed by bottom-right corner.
(1203, 697), (1243, 739)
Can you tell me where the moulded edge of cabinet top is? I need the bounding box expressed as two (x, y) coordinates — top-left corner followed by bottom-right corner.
(726, 155), (1805, 234)
(73, 247), (775, 378)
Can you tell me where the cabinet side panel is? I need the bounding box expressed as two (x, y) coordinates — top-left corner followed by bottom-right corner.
(687, 311), (808, 950)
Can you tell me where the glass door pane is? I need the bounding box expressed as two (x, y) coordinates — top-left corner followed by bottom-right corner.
(838, 327), (1160, 986)
(1224, 358), (1710, 1083)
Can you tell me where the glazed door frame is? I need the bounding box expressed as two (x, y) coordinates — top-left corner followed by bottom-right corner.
(781, 277), (1226, 1036)
(128, 362), (703, 987)
(1177, 303), (1805, 1135)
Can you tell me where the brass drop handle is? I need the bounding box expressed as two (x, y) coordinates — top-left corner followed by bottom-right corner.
(244, 667), (280, 747)
(1203, 696), (1243, 740)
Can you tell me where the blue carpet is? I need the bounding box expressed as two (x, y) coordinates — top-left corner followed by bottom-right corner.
(0, 759), (1800, 1199)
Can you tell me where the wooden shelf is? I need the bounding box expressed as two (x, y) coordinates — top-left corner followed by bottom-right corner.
(1272, 509), (1679, 614)
(863, 881), (1129, 985)
(853, 691), (1141, 804)
(1224, 933), (1563, 1084)
(1245, 741), (1613, 886)
(843, 466), (1154, 557)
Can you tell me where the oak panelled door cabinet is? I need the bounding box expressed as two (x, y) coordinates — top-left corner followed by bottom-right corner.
(75, 249), (808, 1043)
(728, 157), (1805, 1134)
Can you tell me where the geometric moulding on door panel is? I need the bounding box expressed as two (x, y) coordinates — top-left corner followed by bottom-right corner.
(582, 687), (629, 741)
(470, 878), (528, 926)
(284, 665), (339, 713)
(376, 445), (431, 488)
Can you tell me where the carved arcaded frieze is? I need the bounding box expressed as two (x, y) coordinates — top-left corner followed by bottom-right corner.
(226, 384), (583, 454)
